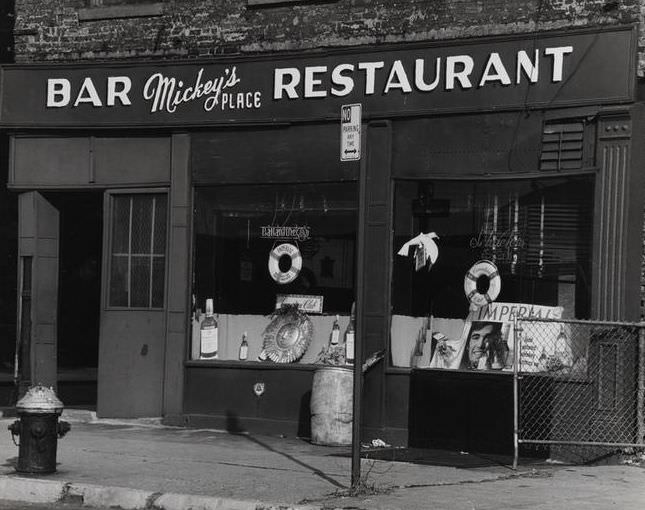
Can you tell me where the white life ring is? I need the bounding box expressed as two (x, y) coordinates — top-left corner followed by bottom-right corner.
(268, 243), (302, 284)
(464, 260), (501, 308)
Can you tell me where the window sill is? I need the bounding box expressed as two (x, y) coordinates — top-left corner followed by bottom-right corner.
(79, 3), (164, 22)
(395, 367), (508, 376)
(186, 359), (325, 371)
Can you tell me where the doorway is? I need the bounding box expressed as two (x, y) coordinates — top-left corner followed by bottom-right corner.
(46, 192), (103, 408)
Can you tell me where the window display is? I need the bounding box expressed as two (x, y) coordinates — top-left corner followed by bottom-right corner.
(192, 182), (357, 363)
(391, 176), (594, 371)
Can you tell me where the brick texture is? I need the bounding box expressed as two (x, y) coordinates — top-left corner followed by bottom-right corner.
(10, 1), (645, 73)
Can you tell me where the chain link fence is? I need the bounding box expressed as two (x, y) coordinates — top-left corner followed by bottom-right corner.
(514, 318), (645, 454)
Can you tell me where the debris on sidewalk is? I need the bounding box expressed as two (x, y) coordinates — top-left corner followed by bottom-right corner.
(361, 438), (392, 448)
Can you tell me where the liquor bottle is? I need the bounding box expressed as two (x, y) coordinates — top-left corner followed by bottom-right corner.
(330, 314), (340, 345)
(239, 331), (249, 361)
(345, 309), (355, 365)
(200, 298), (218, 359)
(554, 324), (573, 368)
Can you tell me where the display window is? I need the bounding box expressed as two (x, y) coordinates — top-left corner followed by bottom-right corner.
(391, 176), (594, 372)
(192, 182), (357, 363)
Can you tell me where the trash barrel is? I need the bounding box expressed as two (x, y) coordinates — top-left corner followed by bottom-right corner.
(310, 366), (353, 446)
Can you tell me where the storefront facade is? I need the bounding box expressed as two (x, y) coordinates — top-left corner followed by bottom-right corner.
(1, 24), (643, 451)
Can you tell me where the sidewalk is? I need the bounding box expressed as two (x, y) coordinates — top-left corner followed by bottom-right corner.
(0, 410), (644, 510)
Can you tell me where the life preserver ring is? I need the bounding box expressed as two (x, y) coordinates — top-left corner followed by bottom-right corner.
(464, 260), (501, 308)
(268, 243), (302, 284)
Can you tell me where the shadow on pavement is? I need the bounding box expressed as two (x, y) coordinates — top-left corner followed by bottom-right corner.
(226, 410), (347, 489)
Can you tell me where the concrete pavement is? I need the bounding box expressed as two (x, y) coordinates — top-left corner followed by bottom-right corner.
(0, 410), (643, 510)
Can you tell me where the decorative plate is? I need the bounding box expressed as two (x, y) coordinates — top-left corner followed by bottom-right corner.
(261, 305), (313, 363)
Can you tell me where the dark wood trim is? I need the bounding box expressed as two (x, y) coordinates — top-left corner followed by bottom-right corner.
(163, 133), (191, 417)
(358, 121), (393, 432)
(593, 110), (634, 320)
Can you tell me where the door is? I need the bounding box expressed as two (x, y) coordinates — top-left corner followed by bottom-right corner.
(97, 190), (168, 418)
(17, 192), (59, 391)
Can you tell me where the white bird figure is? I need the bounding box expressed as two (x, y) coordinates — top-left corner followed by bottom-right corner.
(397, 232), (439, 271)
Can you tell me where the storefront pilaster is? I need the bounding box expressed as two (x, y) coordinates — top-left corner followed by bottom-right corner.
(594, 106), (645, 321)
(163, 133), (191, 421)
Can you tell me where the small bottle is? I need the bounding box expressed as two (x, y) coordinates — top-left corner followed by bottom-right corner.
(330, 314), (340, 345)
(345, 310), (355, 365)
(425, 315), (433, 346)
(200, 298), (218, 359)
(239, 331), (249, 361)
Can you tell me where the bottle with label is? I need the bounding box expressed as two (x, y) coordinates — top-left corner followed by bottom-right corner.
(239, 331), (249, 361)
(330, 314), (340, 345)
(200, 298), (218, 359)
(554, 324), (573, 368)
(345, 309), (355, 365)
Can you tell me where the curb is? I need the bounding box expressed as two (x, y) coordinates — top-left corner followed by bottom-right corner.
(0, 475), (323, 510)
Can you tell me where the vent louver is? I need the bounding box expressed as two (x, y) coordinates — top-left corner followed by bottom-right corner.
(540, 121), (585, 171)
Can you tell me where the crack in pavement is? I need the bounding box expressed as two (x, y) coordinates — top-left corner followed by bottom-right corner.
(398, 469), (554, 489)
(299, 469), (555, 506)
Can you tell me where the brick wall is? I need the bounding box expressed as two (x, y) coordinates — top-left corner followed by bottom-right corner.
(11, 1), (645, 72)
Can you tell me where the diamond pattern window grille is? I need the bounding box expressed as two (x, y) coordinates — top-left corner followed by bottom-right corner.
(109, 194), (167, 308)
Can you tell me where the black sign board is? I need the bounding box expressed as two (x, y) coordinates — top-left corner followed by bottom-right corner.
(0, 27), (635, 128)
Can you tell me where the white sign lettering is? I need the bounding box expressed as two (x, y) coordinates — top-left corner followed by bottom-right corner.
(142, 67), (260, 113)
(47, 76), (132, 108)
(273, 46), (573, 99)
(42, 45), (575, 114)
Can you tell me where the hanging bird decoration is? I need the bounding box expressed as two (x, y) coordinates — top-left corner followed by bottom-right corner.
(397, 232), (440, 272)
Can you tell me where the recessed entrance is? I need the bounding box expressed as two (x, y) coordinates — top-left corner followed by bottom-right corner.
(46, 192), (103, 408)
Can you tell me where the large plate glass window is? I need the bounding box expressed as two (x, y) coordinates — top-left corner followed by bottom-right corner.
(192, 182), (357, 363)
(391, 176), (594, 372)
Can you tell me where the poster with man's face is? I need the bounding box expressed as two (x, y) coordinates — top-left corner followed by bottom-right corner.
(462, 321), (509, 370)
(428, 303), (563, 372)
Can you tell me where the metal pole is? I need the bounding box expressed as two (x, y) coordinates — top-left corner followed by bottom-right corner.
(638, 326), (645, 445)
(512, 314), (520, 470)
(351, 121), (368, 488)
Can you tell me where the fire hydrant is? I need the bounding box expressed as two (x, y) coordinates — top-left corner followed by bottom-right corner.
(8, 385), (71, 474)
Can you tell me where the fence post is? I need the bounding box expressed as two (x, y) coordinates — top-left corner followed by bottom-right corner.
(513, 314), (519, 469)
(638, 325), (645, 445)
